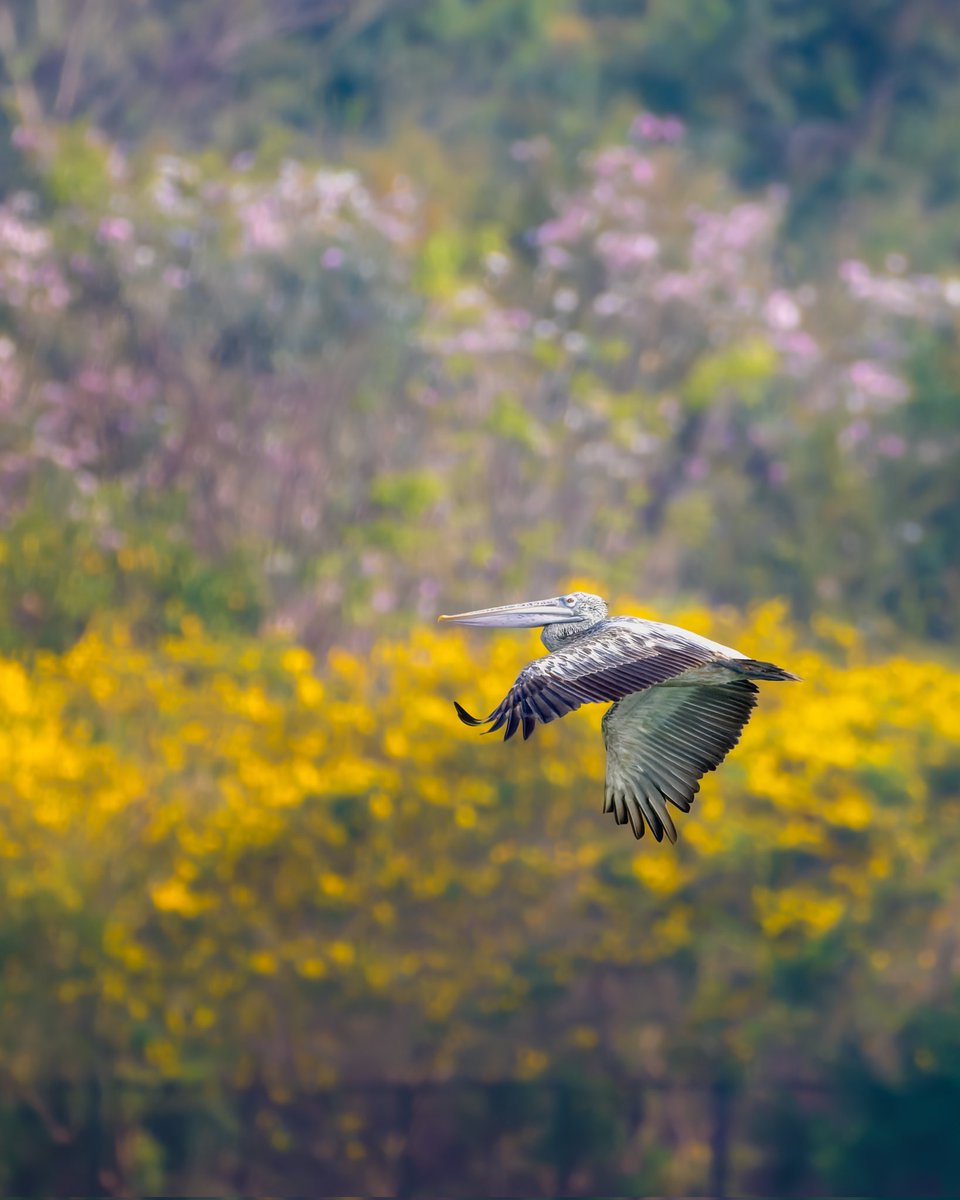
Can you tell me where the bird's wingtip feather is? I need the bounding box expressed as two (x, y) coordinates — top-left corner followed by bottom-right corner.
(453, 700), (485, 726)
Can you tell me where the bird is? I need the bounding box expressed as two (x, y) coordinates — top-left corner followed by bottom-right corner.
(438, 591), (798, 843)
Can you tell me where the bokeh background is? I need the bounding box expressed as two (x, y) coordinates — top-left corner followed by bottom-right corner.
(0, 1), (959, 1193)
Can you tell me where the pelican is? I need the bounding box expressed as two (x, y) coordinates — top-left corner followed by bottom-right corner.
(438, 591), (798, 843)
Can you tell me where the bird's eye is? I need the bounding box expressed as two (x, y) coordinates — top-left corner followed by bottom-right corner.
(564, 595), (576, 605)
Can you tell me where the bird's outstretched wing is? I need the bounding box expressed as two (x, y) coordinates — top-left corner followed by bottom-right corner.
(602, 679), (758, 843)
(453, 619), (721, 742)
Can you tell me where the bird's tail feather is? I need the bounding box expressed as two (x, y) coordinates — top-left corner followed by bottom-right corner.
(730, 658), (800, 682)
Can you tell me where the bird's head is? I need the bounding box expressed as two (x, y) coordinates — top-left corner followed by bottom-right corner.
(438, 590), (608, 630)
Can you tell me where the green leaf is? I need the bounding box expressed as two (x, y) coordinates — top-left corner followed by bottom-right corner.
(684, 339), (779, 410)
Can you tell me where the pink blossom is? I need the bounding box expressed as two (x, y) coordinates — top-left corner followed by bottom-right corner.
(651, 272), (698, 302)
(596, 231), (659, 268)
(847, 360), (909, 403)
(631, 112), (685, 143)
(371, 589), (395, 614)
(162, 266), (189, 290)
(876, 434), (907, 458)
(77, 367), (110, 395)
(593, 147), (634, 178)
(0, 337), (21, 410)
(776, 331), (820, 361)
(240, 199), (288, 251)
(839, 259), (870, 290)
(505, 308), (533, 330)
(418, 577), (441, 603)
(40, 278), (70, 310)
(839, 260), (925, 316)
(763, 290), (800, 331)
(11, 126), (42, 151)
(592, 292), (625, 316)
(537, 205), (593, 246)
(767, 462), (789, 486)
(632, 159), (655, 185)
(98, 217), (134, 244)
(684, 455), (709, 480)
(838, 419), (871, 450)
(0, 210), (50, 257)
(541, 246), (572, 270)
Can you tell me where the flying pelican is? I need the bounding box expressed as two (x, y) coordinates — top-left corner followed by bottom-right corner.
(438, 591), (798, 843)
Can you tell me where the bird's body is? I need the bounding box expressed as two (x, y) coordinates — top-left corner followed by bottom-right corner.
(439, 591), (798, 843)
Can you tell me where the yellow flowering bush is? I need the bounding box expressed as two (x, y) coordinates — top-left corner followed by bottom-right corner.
(0, 599), (958, 1187)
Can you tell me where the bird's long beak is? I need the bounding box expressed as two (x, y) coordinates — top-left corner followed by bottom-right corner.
(438, 597), (572, 628)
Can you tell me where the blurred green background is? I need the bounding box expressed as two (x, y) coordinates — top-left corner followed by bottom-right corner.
(0, 0), (959, 1193)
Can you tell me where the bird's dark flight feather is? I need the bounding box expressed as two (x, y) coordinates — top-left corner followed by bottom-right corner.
(453, 700), (485, 726)
(454, 619), (719, 743)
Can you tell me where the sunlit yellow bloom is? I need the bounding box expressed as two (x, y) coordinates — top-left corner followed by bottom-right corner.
(249, 951), (279, 975)
(152, 878), (206, 917)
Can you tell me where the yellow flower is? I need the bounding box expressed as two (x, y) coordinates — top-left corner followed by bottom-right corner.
(151, 878), (205, 917)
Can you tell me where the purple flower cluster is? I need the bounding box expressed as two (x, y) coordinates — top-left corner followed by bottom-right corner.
(0, 132), (425, 553)
(630, 112), (685, 143)
(425, 115), (955, 500)
(0, 116), (954, 633)
(839, 258), (955, 320)
(0, 197), (71, 312)
(232, 162), (419, 258)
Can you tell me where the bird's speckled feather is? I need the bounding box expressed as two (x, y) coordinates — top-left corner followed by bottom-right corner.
(444, 591), (797, 842)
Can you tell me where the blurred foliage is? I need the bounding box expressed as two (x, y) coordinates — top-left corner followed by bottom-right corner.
(0, 601), (958, 1191)
(0, 123), (956, 647)
(4, 0), (960, 258)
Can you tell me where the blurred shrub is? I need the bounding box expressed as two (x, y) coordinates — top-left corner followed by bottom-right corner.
(0, 128), (424, 645)
(0, 123), (957, 648)
(0, 600), (957, 1189)
(0, 483), (263, 653)
(7, 0), (960, 264)
(424, 132), (960, 637)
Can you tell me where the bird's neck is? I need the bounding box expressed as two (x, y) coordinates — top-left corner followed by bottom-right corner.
(541, 620), (600, 652)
